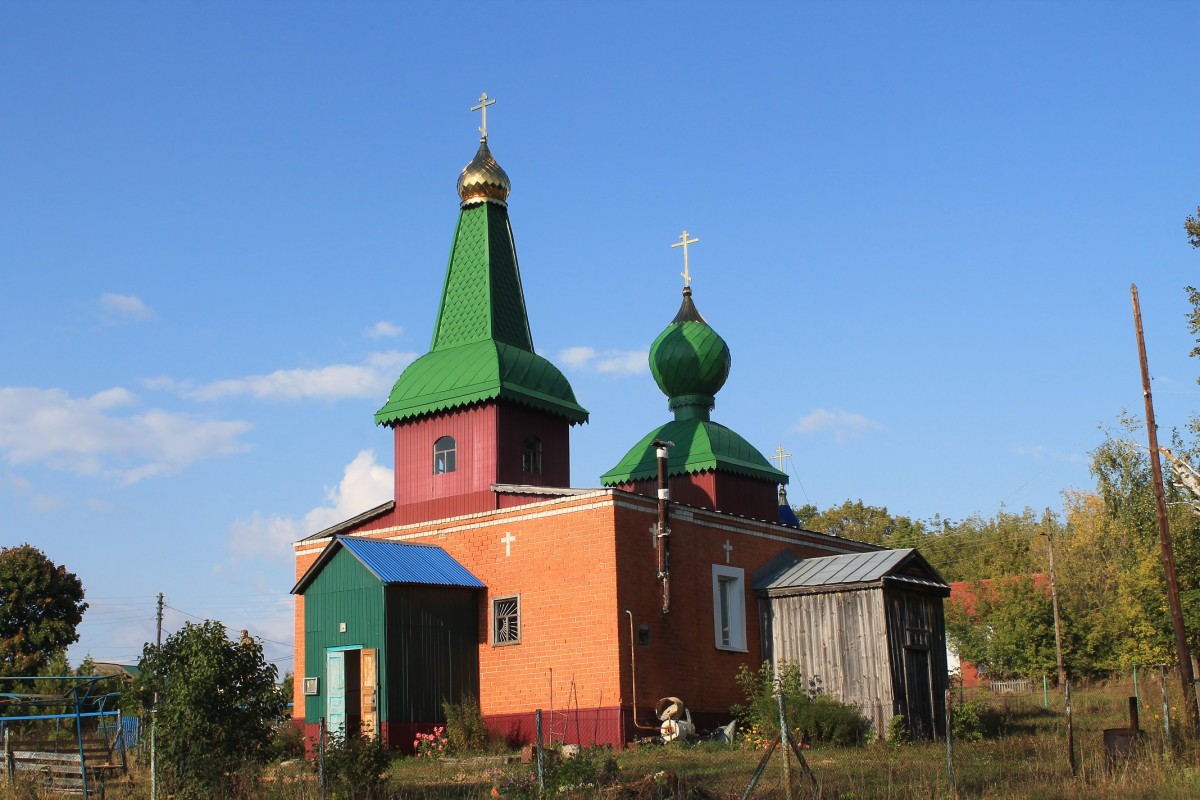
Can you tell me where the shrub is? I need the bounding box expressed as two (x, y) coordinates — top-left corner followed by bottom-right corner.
(885, 714), (910, 745)
(270, 719), (307, 761)
(442, 694), (489, 753)
(321, 733), (391, 800)
(544, 745), (620, 793)
(731, 661), (870, 747)
(952, 699), (988, 742)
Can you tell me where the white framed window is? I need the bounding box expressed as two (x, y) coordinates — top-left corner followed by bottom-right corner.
(712, 565), (747, 651)
(433, 436), (456, 474)
(492, 595), (521, 646)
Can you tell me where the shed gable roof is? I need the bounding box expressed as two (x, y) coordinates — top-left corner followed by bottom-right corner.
(292, 537), (485, 595)
(754, 548), (949, 596)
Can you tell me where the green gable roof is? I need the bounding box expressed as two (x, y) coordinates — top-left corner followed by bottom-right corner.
(599, 417), (787, 486)
(376, 201), (587, 427)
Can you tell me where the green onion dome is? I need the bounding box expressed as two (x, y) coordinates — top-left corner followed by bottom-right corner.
(649, 287), (731, 418)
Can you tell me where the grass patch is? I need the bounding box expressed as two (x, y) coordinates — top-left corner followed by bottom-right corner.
(9, 684), (1200, 799)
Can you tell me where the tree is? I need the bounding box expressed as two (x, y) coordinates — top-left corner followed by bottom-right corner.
(1186, 205), (1200, 249)
(795, 499), (928, 548)
(132, 620), (286, 798)
(945, 576), (1058, 679)
(0, 544), (87, 679)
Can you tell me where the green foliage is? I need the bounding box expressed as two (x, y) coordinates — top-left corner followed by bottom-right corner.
(133, 620), (287, 799)
(0, 544), (87, 680)
(321, 733), (391, 800)
(884, 714), (909, 745)
(542, 745), (620, 794)
(270, 719), (307, 761)
(795, 499), (929, 548)
(951, 699), (988, 742)
(945, 575), (1057, 679)
(732, 661), (870, 747)
(1186, 206), (1200, 249)
(441, 693), (489, 753)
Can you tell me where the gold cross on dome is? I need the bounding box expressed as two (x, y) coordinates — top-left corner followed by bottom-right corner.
(471, 92), (496, 139)
(771, 445), (791, 472)
(672, 230), (699, 288)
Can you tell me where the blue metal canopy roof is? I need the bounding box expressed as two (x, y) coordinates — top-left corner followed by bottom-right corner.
(342, 538), (484, 587)
(292, 537), (484, 594)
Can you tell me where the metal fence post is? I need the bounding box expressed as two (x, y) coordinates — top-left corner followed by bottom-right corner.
(775, 678), (792, 800)
(535, 709), (545, 792)
(945, 687), (956, 798)
(319, 717), (327, 800)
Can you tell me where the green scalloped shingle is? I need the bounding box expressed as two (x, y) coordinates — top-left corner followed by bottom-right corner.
(599, 417), (787, 486)
(376, 203), (587, 427)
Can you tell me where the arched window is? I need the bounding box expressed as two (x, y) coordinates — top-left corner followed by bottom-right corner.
(433, 436), (456, 474)
(522, 436), (543, 475)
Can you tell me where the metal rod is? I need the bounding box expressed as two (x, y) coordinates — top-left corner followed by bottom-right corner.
(945, 687), (956, 798)
(776, 677), (792, 800)
(536, 709), (545, 792)
(653, 439), (673, 615)
(1065, 679), (1076, 776)
(1132, 284), (1200, 737)
(624, 610), (658, 731)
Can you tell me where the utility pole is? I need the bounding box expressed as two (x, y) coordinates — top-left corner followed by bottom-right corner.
(1041, 525), (1067, 689)
(152, 593), (163, 800)
(1131, 284), (1200, 737)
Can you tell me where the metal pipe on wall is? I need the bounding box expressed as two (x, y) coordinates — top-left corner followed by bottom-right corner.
(652, 439), (673, 614)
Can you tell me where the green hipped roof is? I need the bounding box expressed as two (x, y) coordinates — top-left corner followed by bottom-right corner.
(376, 201), (587, 426)
(599, 417), (788, 486)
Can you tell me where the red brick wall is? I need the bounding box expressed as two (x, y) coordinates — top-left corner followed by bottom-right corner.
(293, 491), (873, 745)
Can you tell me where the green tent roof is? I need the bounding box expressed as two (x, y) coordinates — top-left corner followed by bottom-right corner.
(376, 199), (587, 426)
(600, 417), (787, 486)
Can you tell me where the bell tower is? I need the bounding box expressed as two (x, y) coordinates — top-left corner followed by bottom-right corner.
(375, 95), (588, 524)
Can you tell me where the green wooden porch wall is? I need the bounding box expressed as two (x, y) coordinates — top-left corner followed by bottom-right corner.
(302, 549), (388, 723)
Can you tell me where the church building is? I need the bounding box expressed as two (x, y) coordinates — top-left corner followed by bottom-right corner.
(291, 99), (949, 749)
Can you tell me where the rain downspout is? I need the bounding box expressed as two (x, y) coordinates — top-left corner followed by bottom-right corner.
(625, 610), (659, 732)
(653, 439), (673, 614)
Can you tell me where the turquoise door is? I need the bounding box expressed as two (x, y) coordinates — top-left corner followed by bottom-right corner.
(326, 650), (346, 738)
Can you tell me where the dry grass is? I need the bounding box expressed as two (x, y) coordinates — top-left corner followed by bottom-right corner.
(4, 683), (1199, 799)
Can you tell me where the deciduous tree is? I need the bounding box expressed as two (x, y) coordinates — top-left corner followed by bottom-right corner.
(0, 544), (87, 679)
(133, 620), (286, 798)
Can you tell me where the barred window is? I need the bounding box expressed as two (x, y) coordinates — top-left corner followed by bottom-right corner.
(492, 595), (520, 645)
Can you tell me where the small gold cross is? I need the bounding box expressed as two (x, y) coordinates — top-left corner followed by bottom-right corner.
(771, 445), (791, 472)
(671, 230), (699, 288)
(471, 92), (497, 139)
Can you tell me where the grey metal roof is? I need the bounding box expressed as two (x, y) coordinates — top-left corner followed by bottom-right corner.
(754, 548), (948, 593)
(293, 537), (484, 594)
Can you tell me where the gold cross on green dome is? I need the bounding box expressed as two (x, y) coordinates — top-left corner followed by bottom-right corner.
(672, 229), (699, 288)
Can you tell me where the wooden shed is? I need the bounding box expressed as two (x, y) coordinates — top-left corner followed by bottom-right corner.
(754, 548), (950, 740)
(292, 537), (484, 749)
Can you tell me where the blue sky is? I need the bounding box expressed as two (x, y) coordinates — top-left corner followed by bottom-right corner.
(3, 3), (1197, 671)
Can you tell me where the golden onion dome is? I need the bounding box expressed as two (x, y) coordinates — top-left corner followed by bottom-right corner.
(457, 138), (511, 207)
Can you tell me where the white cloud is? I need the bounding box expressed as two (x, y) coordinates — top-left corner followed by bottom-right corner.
(100, 293), (155, 322)
(147, 351), (416, 402)
(0, 387), (252, 482)
(558, 346), (647, 376)
(365, 321), (403, 339)
(227, 449), (393, 564)
(793, 408), (883, 442)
